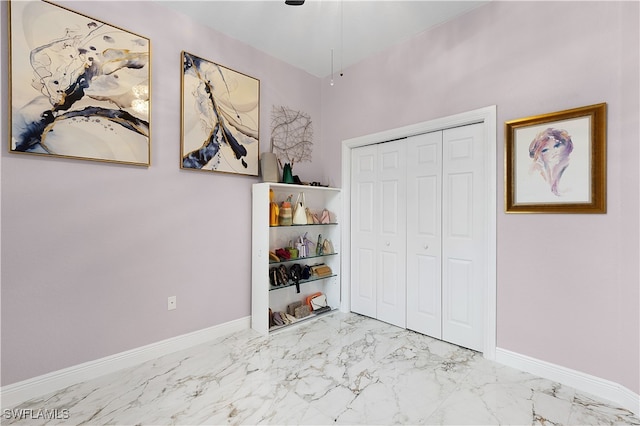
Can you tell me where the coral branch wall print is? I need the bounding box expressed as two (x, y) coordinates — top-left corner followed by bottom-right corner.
(181, 51), (260, 176)
(271, 105), (314, 166)
(9, 0), (151, 165)
(505, 103), (607, 213)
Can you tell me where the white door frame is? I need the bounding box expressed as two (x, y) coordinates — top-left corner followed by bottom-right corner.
(340, 105), (497, 360)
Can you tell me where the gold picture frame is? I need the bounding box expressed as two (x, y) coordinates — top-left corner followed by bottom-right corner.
(8, 0), (151, 166)
(180, 51), (260, 176)
(505, 103), (607, 213)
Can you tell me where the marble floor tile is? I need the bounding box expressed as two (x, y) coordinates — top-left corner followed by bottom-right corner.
(3, 312), (639, 425)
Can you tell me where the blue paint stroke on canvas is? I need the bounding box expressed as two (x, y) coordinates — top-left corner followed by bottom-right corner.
(529, 128), (573, 196)
(181, 52), (259, 175)
(10, 1), (150, 164)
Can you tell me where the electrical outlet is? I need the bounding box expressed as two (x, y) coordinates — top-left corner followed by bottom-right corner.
(168, 296), (177, 310)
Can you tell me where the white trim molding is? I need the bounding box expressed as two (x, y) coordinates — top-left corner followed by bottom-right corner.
(0, 316), (251, 409)
(341, 105), (497, 360)
(495, 347), (640, 417)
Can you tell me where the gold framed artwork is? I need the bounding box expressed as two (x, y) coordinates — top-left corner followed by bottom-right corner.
(8, 0), (151, 166)
(505, 103), (607, 213)
(181, 51), (260, 176)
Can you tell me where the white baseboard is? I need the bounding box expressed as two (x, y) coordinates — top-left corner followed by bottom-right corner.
(0, 316), (251, 409)
(495, 347), (640, 417)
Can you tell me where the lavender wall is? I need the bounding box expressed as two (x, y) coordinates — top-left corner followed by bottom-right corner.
(2, 0), (638, 398)
(0, 1), (322, 385)
(321, 1), (639, 393)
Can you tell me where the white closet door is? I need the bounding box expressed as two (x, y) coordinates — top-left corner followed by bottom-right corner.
(406, 131), (442, 338)
(376, 140), (407, 328)
(350, 144), (377, 318)
(441, 123), (486, 351)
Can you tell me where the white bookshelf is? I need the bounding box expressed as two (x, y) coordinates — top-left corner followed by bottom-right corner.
(251, 183), (341, 335)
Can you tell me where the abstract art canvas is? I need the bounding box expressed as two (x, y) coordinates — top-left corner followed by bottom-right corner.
(8, 0), (151, 166)
(505, 103), (606, 213)
(181, 51), (260, 176)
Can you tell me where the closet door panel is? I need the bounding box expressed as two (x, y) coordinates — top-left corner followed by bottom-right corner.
(441, 124), (485, 351)
(406, 132), (442, 337)
(350, 145), (378, 318)
(376, 140), (406, 328)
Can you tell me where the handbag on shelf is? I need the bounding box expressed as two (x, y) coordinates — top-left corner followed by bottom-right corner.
(322, 239), (334, 255)
(287, 301), (303, 317)
(292, 192), (308, 225)
(320, 209), (331, 224)
(306, 207), (315, 225)
(311, 264), (332, 277)
(305, 292), (323, 309)
(278, 195), (293, 226)
(294, 304), (311, 319)
(269, 189), (279, 227)
(309, 293), (329, 312)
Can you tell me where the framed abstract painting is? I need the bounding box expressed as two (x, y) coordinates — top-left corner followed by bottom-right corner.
(181, 51), (260, 176)
(8, 0), (151, 166)
(505, 103), (607, 213)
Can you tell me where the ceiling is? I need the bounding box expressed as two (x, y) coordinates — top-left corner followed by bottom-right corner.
(159, 0), (489, 78)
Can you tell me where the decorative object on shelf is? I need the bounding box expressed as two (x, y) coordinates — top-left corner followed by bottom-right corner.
(505, 103), (607, 213)
(321, 209), (332, 224)
(260, 152), (279, 182)
(316, 234), (323, 256)
(292, 192), (308, 224)
(271, 105), (314, 174)
(181, 51), (260, 176)
(278, 195), (293, 225)
(281, 162), (295, 184)
(269, 189), (280, 226)
(9, 0), (150, 166)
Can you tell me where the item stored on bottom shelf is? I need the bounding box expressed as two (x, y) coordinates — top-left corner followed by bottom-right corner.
(305, 292), (323, 309)
(269, 308), (274, 328)
(272, 311), (285, 326)
(294, 304), (311, 319)
(309, 293), (329, 312)
(311, 264), (332, 277)
(287, 301), (303, 316)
